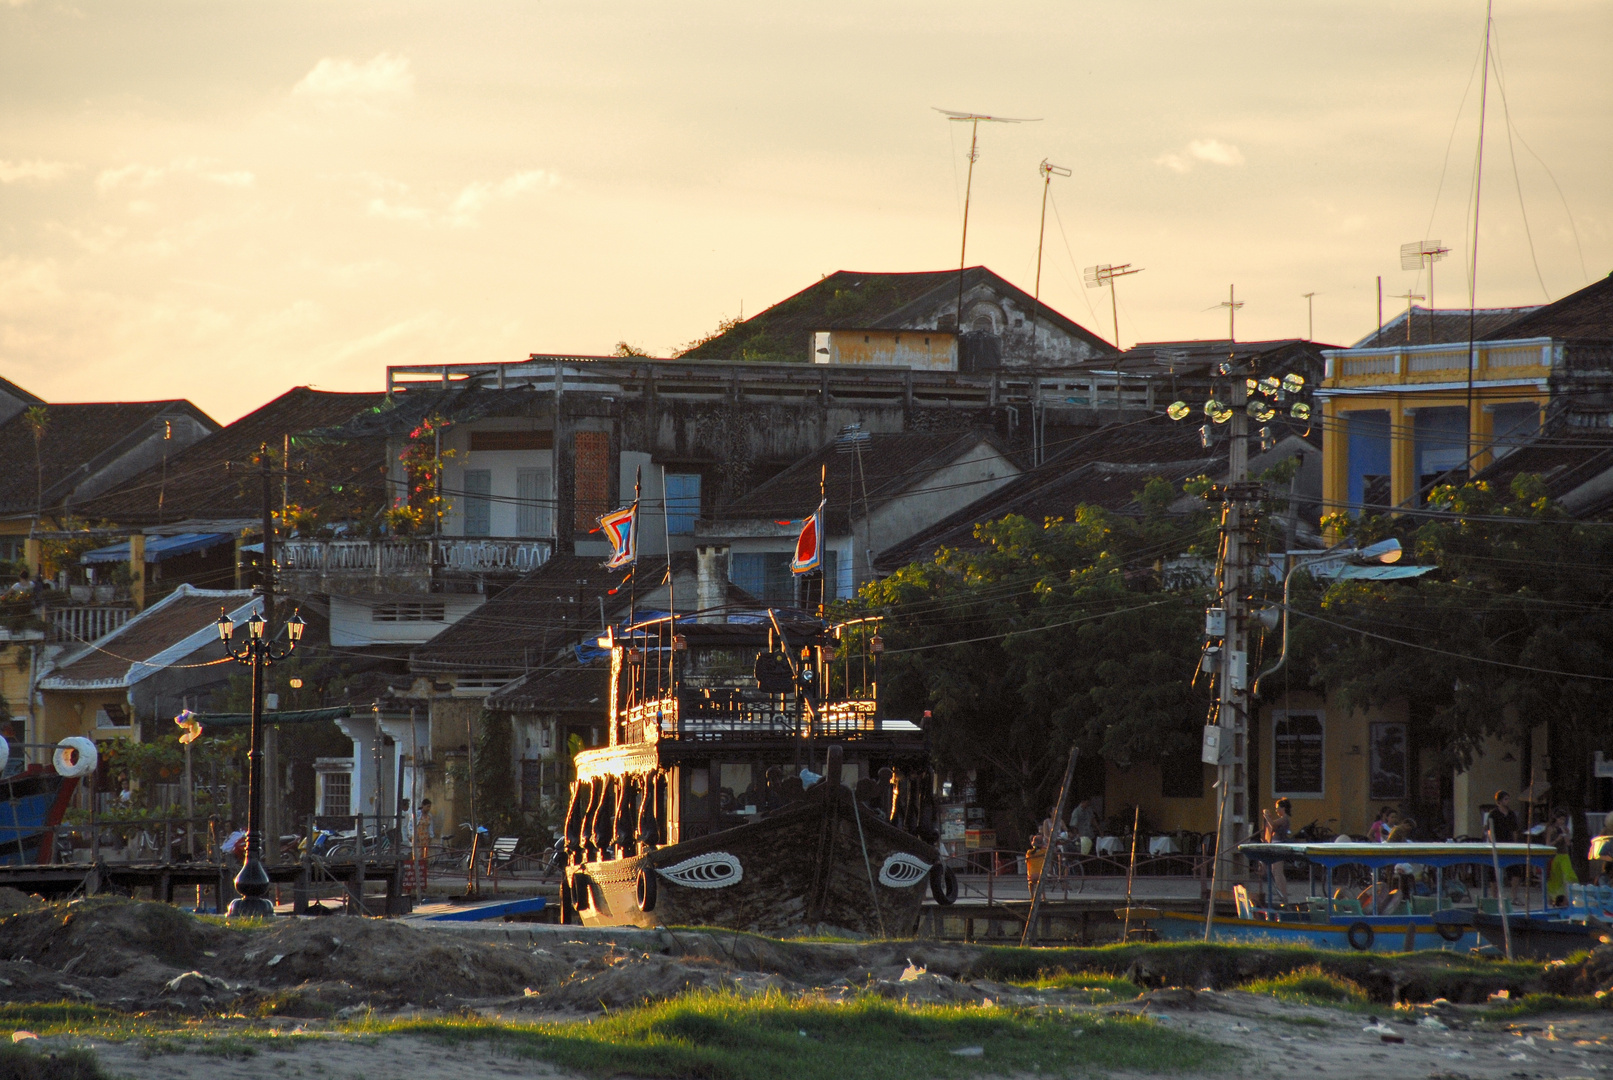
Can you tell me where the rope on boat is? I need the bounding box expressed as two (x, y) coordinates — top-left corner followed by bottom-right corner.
(849, 790), (887, 938)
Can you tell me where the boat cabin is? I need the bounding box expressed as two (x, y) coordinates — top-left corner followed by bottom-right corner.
(564, 616), (934, 862)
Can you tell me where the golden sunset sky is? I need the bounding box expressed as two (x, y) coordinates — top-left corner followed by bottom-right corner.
(2, 1), (1608, 422)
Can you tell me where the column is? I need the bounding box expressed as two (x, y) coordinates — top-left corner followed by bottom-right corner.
(1321, 398), (1347, 539)
(129, 533), (146, 612)
(1389, 401), (1415, 509)
(1471, 398), (1495, 475)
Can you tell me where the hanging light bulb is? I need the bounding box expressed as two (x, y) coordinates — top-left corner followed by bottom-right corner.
(1282, 373), (1306, 394)
(1167, 401), (1191, 421)
(1259, 376), (1281, 397)
(1247, 399), (1276, 422)
(1290, 402), (1312, 421)
(1203, 399), (1226, 417)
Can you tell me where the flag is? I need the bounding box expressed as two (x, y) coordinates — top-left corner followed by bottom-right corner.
(174, 709), (203, 746)
(598, 503), (637, 569)
(790, 500), (825, 575)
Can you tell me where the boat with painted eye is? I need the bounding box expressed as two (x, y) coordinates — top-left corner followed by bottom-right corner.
(559, 614), (952, 936)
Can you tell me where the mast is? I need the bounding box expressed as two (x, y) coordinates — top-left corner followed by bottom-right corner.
(1466, 0), (1493, 466)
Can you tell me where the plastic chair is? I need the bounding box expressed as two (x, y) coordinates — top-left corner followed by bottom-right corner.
(1233, 884), (1256, 920)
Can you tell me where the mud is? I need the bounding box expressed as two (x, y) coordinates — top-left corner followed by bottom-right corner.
(0, 897), (1610, 1018)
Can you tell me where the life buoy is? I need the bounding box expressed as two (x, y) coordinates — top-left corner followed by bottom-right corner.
(636, 867), (657, 912)
(54, 737), (97, 778)
(1436, 920), (1466, 942)
(1346, 921), (1375, 951)
(929, 863), (958, 906)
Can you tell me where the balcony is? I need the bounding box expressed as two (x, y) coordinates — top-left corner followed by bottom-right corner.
(1323, 338), (1556, 391)
(276, 537), (553, 595)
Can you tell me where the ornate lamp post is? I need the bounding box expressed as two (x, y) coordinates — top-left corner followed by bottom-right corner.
(217, 605), (305, 917)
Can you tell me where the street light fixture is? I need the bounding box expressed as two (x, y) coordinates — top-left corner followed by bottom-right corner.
(1251, 538), (1403, 695)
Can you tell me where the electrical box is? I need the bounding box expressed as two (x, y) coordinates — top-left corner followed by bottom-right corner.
(1201, 725), (1227, 765)
(1227, 650), (1248, 691)
(1204, 607), (1226, 637)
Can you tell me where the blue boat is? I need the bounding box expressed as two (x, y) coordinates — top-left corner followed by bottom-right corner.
(0, 765), (79, 866)
(1153, 841), (1554, 953)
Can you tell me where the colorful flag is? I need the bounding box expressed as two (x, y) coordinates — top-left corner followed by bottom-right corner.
(790, 500), (825, 575)
(598, 503), (637, 569)
(174, 709), (203, 745)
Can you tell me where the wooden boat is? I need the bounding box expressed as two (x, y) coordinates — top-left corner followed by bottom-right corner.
(560, 615), (951, 936)
(1153, 841), (1554, 952)
(0, 765), (79, 866)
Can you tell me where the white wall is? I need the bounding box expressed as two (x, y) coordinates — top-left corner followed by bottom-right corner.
(864, 442), (1019, 562)
(330, 593), (486, 647)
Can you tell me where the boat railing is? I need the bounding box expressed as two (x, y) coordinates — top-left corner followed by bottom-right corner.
(618, 690), (889, 743)
(937, 846), (1214, 906)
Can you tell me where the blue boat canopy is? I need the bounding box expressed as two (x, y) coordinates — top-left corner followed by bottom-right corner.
(1240, 841), (1552, 871)
(82, 533), (233, 565)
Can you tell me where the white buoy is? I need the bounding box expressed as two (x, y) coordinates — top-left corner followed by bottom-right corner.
(53, 736), (98, 778)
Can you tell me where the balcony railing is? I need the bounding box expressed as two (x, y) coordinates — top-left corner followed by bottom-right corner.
(46, 605), (134, 645)
(276, 537), (553, 593)
(1324, 338), (1556, 389)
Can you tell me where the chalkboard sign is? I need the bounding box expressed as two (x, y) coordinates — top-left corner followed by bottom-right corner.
(1273, 711), (1324, 797)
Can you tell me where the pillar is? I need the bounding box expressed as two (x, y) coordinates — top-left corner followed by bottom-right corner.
(1471, 398), (1495, 475)
(129, 533), (146, 612)
(1320, 398), (1348, 540)
(23, 538), (40, 577)
(1389, 401), (1415, 509)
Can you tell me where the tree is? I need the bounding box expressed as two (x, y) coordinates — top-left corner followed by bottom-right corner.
(23, 405), (48, 519)
(1290, 475), (1613, 865)
(853, 496), (1216, 839)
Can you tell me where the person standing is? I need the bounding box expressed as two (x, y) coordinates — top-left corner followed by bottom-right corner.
(1486, 791), (1518, 843)
(1069, 797), (1098, 855)
(1259, 798), (1292, 905)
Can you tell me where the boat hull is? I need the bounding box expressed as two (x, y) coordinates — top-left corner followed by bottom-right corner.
(567, 784), (939, 937)
(1154, 910), (1484, 953)
(1473, 912), (1608, 960)
(0, 767), (77, 866)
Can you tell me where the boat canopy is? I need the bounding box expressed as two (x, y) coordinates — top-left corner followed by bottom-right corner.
(1239, 841), (1552, 871)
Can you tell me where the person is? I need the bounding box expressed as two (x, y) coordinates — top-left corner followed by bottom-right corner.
(1069, 797), (1098, 855)
(1544, 809), (1573, 849)
(413, 798), (436, 855)
(1259, 798), (1292, 905)
(1386, 815), (1417, 843)
(220, 820), (247, 859)
(1367, 807), (1390, 843)
(1545, 839), (1579, 907)
(1486, 791), (1518, 843)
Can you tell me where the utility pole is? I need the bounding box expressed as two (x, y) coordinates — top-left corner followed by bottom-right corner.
(1301, 292), (1316, 341)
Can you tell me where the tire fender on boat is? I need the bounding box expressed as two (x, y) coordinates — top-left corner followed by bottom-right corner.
(570, 872), (593, 911)
(54, 737), (97, 778)
(636, 867), (657, 913)
(930, 864), (958, 906)
(1436, 920), (1466, 942)
(1347, 921), (1375, 951)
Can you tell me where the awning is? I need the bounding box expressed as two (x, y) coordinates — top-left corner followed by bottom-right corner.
(82, 533), (233, 565)
(1316, 563), (1436, 581)
(190, 706), (353, 731)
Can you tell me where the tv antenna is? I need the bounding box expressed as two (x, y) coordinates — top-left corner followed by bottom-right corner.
(1301, 292), (1316, 341)
(1390, 289), (1426, 345)
(1083, 263), (1143, 350)
(1217, 285), (1244, 344)
(1029, 159), (1072, 361)
(1400, 240), (1450, 344)
(935, 108), (1040, 340)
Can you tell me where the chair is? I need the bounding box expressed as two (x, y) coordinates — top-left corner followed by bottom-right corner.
(485, 836), (521, 890)
(1566, 884), (1592, 923)
(1233, 884), (1256, 921)
(1478, 897), (1513, 915)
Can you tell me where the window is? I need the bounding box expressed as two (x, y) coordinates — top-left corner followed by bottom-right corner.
(521, 759), (544, 812)
(372, 602), (446, 622)
(319, 770), (352, 816)
(469, 430), (553, 451)
(665, 473), (701, 535)
(463, 469), (492, 537)
(729, 552), (793, 604)
(95, 703), (130, 729)
(573, 431), (610, 530)
(1368, 721), (1408, 801)
(1273, 710), (1325, 797)
(516, 467), (552, 538)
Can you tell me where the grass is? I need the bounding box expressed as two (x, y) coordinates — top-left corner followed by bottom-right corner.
(0, 1041), (109, 1080)
(1237, 966), (1369, 1006)
(1474, 993), (1611, 1021)
(355, 989), (1228, 1079)
(1007, 970), (1143, 1003)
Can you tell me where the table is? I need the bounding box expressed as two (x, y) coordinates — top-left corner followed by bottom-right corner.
(1096, 836), (1123, 856)
(1148, 836), (1181, 857)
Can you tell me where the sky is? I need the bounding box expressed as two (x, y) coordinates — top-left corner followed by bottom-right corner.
(1, 1), (1608, 425)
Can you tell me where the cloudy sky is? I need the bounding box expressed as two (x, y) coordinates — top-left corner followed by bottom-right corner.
(1, 1), (1608, 423)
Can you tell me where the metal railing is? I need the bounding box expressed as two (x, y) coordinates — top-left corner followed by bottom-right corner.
(276, 537), (553, 580)
(44, 604), (133, 645)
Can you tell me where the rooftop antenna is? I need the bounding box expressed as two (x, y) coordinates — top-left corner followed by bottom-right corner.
(1301, 292), (1316, 341)
(1391, 289), (1426, 344)
(1083, 263), (1143, 350)
(1218, 284), (1245, 344)
(1400, 240), (1450, 344)
(935, 108), (1039, 343)
(1029, 159), (1072, 362)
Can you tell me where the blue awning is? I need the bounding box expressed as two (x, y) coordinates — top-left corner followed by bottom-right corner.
(82, 533), (233, 565)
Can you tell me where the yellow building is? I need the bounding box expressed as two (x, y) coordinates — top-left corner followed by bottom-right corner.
(1318, 307), (1550, 516)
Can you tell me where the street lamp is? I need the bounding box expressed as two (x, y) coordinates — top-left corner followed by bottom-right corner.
(217, 602), (303, 917)
(1251, 538), (1402, 695)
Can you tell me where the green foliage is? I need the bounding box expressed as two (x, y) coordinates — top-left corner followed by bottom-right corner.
(1239, 965), (1369, 1004)
(1006, 969), (1142, 1002)
(853, 500), (1216, 836)
(0, 1040), (108, 1080)
(99, 733), (246, 816)
(1285, 475), (1613, 845)
(473, 710), (555, 842)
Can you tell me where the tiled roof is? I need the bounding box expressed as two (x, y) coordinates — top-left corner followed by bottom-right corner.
(1350, 307), (1537, 349)
(1101, 339), (1330, 381)
(42, 586), (256, 687)
(485, 663), (609, 713)
(1474, 430), (1613, 516)
(708, 430), (1008, 533)
(0, 400), (215, 515)
(1480, 274), (1613, 342)
(679, 267), (1114, 362)
(872, 417), (1247, 570)
(76, 388), (386, 526)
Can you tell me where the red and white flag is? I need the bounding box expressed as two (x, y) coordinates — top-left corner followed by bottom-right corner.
(790, 500), (824, 575)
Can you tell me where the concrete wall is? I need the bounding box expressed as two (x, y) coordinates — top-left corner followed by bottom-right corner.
(864, 443), (1019, 568)
(818, 330), (956, 371)
(329, 593), (485, 648)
